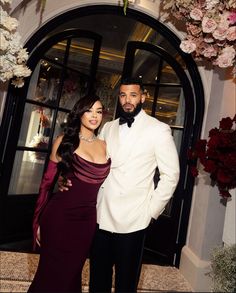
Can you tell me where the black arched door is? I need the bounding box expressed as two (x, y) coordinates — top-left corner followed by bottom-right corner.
(122, 41), (195, 265)
(0, 29), (102, 244)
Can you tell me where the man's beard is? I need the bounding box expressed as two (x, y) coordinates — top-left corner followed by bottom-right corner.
(117, 101), (143, 119)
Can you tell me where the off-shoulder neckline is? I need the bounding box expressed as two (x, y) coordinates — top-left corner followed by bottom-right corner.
(73, 153), (111, 165)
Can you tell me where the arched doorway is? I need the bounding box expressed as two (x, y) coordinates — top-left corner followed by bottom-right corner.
(0, 5), (204, 266)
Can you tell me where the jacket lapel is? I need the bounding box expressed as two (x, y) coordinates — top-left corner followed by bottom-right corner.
(110, 110), (147, 167)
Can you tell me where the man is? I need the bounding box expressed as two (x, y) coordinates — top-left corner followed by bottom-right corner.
(60, 78), (180, 293)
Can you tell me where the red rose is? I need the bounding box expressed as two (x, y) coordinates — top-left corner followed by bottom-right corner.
(219, 189), (231, 198)
(221, 152), (236, 168)
(190, 166), (199, 177)
(232, 114), (236, 123)
(219, 132), (232, 147)
(195, 139), (207, 152)
(187, 149), (195, 159)
(219, 117), (233, 130)
(206, 148), (218, 159)
(188, 115), (235, 198)
(203, 160), (217, 173)
(207, 135), (220, 149)
(217, 169), (232, 184)
(209, 128), (219, 137)
(199, 157), (207, 166)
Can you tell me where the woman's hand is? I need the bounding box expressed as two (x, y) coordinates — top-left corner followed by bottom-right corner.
(58, 175), (72, 192)
(36, 226), (41, 247)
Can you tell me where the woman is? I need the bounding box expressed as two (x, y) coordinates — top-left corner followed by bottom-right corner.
(28, 94), (111, 293)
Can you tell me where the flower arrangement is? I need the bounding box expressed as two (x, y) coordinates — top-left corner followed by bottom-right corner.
(28, 134), (49, 163)
(188, 115), (236, 198)
(161, 0), (236, 70)
(0, 0), (31, 87)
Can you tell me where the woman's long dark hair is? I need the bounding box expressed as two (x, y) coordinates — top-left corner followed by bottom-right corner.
(57, 94), (101, 176)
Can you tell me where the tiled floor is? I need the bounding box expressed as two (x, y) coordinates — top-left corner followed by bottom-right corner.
(0, 251), (193, 292)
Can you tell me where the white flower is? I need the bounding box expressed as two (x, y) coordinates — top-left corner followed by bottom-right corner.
(2, 15), (18, 31)
(11, 77), (25, 88)
(180, 40), (197, 54)
(0, 5), (7, 20)
(2, 71), (14, 81)
(17, 48), (29, 63)
(0, 1), (31, 87)
(205, 0), (219, 10)
(0, 34), (8, 51)
(13, 64), (31, 77)
(228, 0), (236, 9)
(0, 0), (12, 4)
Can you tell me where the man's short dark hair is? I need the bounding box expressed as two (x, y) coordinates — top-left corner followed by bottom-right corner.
(120, 77), (144, 92)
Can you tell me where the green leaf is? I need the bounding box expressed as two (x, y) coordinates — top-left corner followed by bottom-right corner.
(123, 0), (128, 15)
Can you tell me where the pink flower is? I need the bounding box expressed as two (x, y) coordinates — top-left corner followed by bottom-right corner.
(180, 39), (197, 53)
(187, 23), (202, 36)
(202, 45), (218, 58)
(222, 45), (236, 58)
(162, 0), (236, 69)
(226, 26), (236, 41)
(220, 11), (231, 26)
(228, 12), (236, 24)
(202, 16), (217, 33)
(213, 26), (228, 41)
(215, 46), (235, 67)
(190, 8), (203, 21)
(204, 35), (215, 43)
(216, 39), (227, 47)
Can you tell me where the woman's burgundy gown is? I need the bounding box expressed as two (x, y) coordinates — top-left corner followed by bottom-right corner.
(28, 153), (111, 293)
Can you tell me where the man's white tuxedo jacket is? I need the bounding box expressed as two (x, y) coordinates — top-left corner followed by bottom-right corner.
(97, 110), (180, 233)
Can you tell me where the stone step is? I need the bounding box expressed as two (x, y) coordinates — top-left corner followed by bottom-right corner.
(0, 251), (192, 292)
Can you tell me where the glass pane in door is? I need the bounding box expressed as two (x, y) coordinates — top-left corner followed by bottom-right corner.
(161, 61), (181, 83)
(131, 49), (161, 83)
(27, 60), (63, 104)
(67, 38), (94, 73)
(156, 87), (183, 125)
(95, 72), (120, 124)
(59, 70), (85, 110)
(44, 40), (67, 64)
(8, 151), (46, 195)
(54, 110), (69, 139)
(18, 104), (55, 148)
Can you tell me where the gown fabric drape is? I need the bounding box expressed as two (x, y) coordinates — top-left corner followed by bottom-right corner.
(28, 154), (111, 293)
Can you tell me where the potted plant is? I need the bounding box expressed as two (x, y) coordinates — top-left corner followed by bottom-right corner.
(209, 244), (236, 292)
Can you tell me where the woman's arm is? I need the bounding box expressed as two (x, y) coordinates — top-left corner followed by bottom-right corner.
(32, 136), (62, 250)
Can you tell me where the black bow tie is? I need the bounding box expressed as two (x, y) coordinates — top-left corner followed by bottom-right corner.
(119, 116), (135, 128)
